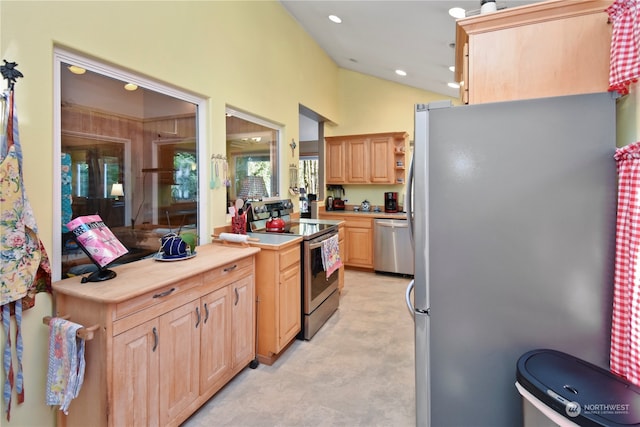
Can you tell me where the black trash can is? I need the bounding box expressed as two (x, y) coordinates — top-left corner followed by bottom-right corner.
(516, 349), (640, 427)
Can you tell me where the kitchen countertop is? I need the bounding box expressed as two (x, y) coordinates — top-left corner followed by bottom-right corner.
(246, 232), (302, 249)
(319, 210), (408, 220)
(52, 243), (260, 303)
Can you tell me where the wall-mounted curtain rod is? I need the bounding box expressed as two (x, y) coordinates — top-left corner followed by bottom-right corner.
(1, 60), (24, 91)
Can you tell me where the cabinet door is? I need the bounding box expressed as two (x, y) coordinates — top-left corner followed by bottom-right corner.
(159, 300), (201, 424)
(369, 136), (394, 183)
(345, 226), (373, 268)
(231, 275), (255, 368)
(200, 286), (231, 393)
(112, 318), (160, 427)
(326, 140), (346, 183)
(346, 139), (368, 183)
(279, 264), (301, 349)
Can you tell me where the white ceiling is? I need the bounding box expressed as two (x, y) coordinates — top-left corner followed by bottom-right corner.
(280, 0), (541, 98)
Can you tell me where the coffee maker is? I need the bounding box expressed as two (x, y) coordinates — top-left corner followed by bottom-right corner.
(384, 192), (398, 213)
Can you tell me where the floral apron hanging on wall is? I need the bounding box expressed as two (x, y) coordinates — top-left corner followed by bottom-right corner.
(0, 88), (51, 421)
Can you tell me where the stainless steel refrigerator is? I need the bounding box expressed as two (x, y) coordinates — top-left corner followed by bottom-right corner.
(405, 92), (617, 426)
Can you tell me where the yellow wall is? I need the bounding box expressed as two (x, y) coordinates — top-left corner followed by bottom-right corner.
(333, 69), (454, 208)
(0, 1), (446, 425)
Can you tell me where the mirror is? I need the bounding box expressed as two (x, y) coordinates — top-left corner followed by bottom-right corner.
(225, 110), (279, 208)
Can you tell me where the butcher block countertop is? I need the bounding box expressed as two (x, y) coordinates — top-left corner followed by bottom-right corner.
(52, 243), (260, 303)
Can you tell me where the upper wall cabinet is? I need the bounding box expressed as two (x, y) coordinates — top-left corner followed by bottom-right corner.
(455, 0), (613, 105)
(325, 132), (407, 185)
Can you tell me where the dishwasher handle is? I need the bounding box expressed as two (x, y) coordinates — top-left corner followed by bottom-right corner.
(375, 220), (408, 229)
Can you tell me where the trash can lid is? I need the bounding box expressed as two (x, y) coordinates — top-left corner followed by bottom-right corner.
(517, 349), (640, 426)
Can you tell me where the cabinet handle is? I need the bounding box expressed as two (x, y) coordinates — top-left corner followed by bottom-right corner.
(195, 307), (201, 328)
(224, 264), (238, 272)
(203, 303), (209, 324)
(234, 288), (239, 306)
(153, 287), (175, 299)
(152, 327), (158, 352)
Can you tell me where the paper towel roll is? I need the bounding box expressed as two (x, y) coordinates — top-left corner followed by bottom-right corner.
(218, 233), (259, 243)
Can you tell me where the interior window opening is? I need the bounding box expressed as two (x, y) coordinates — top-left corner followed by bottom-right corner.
(54, 49), (206, 281)
(226, 107), (280, 209)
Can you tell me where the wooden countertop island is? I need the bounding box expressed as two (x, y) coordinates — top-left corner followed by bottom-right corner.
(51, 243), (260, 427)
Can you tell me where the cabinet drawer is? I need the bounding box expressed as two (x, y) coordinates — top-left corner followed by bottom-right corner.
(279, 244), (301, 271)
(115, 274), (203, 321)
(345, 217), (373, 229)
(203, 257), (253, 288)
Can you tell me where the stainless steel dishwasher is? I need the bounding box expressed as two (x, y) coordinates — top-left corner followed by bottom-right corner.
(374, 218), (414, 276)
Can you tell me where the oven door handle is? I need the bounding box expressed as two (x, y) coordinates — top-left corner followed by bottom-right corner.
(308, 240), (326, 250)
(308, 234), (337, 250)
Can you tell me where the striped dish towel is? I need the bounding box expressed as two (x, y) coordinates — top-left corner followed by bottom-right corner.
(45, 318), (86, 414)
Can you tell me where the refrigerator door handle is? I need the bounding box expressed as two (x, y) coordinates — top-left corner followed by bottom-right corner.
(405, 279), (415, 319)
(407, 153), (414, 247)
(405, 279), (429, 321)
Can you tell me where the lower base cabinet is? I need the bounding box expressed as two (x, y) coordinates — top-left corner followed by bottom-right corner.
(344, 217), (374, 269)
(253, 240), (301, 365)
(51, 245), (258, 427)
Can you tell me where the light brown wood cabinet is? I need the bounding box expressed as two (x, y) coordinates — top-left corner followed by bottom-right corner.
(325, 132), (408, 185)
(51, 244), (259, 427)
(343, 217), (374, 269)
(253, 239), (302, 365)
(455, 0), (613, 104)
(326, 138), (346, 183)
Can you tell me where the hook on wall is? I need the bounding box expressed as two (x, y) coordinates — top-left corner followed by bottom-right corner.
(290, 138), (297, 156)
(1, 60), (24, 91)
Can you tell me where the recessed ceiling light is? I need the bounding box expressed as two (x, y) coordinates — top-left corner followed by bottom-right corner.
(124, 83), (138, 91)
(67, 65), (86, 75)
(328, 14), (342, 24)
(449, 66), (455, 72)
(395, 69), (407, 77)
(448, 82), (460, 89)
(448, 7), (466, 19)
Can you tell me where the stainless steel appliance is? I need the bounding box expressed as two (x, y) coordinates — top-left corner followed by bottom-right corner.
(384, 192), (398, 213)
(406, 93), (617, 426)
(247, 199), (340, 340)
(374, 218), (413, 275)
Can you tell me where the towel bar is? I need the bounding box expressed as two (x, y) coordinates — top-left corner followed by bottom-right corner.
(42, 316), (99, 341)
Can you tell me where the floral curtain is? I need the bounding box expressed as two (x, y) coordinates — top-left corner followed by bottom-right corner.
(607, 0), (640, 95)
(611, 142), (640, 386)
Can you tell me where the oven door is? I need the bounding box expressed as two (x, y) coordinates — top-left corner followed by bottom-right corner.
(303, 230), (340, 314)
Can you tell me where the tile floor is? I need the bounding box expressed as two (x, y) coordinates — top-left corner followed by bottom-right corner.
(182, 270), (416, 427)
